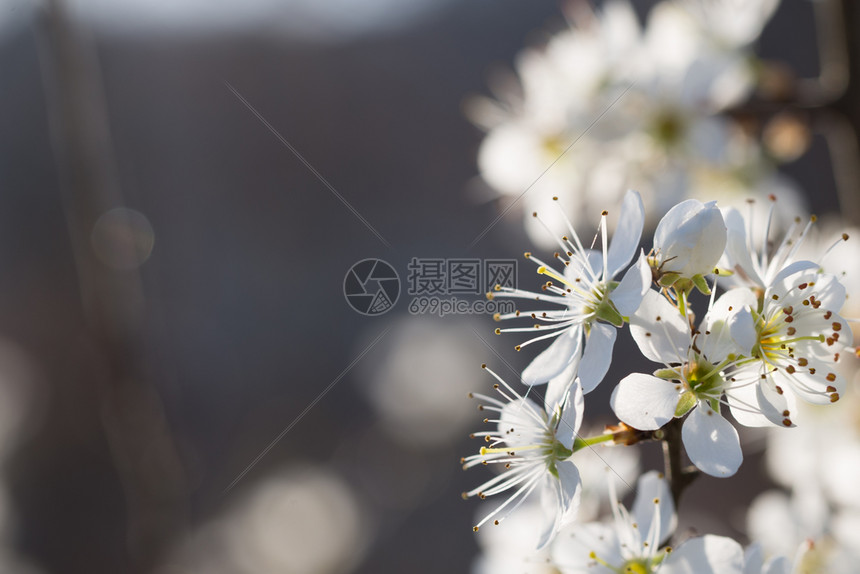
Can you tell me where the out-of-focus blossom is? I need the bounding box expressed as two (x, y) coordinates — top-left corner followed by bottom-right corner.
(160, 466), (368, 574)
(746, 487), (860, 574)
(355, 316), (484, 448)
(469, 0), (786, 249)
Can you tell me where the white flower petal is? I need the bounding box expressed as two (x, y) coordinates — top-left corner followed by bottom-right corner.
(536, 463), (581, 550)
(556, 460), (582, 525)
(631, 470), (676, 546)
(654, 199), (727, 278)
(762, 556), (793, 574)
(728, 307), (757, 355)
(555, 381), (583, 451)
(522, 328), (583, 386)
(611, 250), (651, 317)
(702, 287), (757, 360)
(552, 523), (620, 573)
(722, 207), (763, 286)
(544, 360), (577, 414)
(606, 190), (644, 278)
(629, 289), (691, 364)
(610, 373), (680, 430)
(743, 543), (764, 574)
(578, 323), (617, 393)
(725, 370), (793, 428)
(682, 404), (742, 477)
(661, 535), (744, 574)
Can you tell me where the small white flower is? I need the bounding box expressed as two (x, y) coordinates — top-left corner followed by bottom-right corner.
(492, 191), (651, 398)
(610, 289), (750, 477)
(462, 367), (584, 548)
(727, 268), (852, 426)
(552, 470), (675, 574)
(651, 199), (727, 284)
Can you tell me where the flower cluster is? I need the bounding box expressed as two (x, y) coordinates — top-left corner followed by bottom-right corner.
(462, 191), (856, 570)
(468, 0), (806, 251)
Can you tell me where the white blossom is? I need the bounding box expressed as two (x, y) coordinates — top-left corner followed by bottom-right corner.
(552, 470), (675, 574)
(610, 289), (751, 477)
(492, 191), (650, 397)
(462, 367), (584, 548)
(726, 268), (852, 426)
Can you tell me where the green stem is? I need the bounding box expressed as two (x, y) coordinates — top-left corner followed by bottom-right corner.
(572, 433), (615, 452)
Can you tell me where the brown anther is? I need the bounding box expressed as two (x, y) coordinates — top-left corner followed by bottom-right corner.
(782, 410), (790, 416)
(783, 306), (793, 315)
(776, 386), (784, 394)
(809, 368), (816, 374)
(798, 358), (808, 366)
(830, 393), (840, 402)
(833, 322), (842, 331)
(826, 373), (837, 382)
(785, 315), (794, 323)
(799, 282), (808, 290)
(601, 210), (608, 216)
(786, 365), (796, 374)
(782, 418), (792, 427)
(787, 327), (796, 336)
(824, 310), (833, 320)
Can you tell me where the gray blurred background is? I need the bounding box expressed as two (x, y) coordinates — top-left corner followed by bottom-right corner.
(0, 0), (857, 572)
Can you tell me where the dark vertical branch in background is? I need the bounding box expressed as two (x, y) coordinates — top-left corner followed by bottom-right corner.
(34, 1), (187, 571)
(832, 0), (860, 226)
(660, 418), (698, 510)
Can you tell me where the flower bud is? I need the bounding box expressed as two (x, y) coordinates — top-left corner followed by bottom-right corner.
(652, 199), (727, 281)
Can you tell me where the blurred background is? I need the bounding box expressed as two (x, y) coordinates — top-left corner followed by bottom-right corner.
(0, 0), (858, 572)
